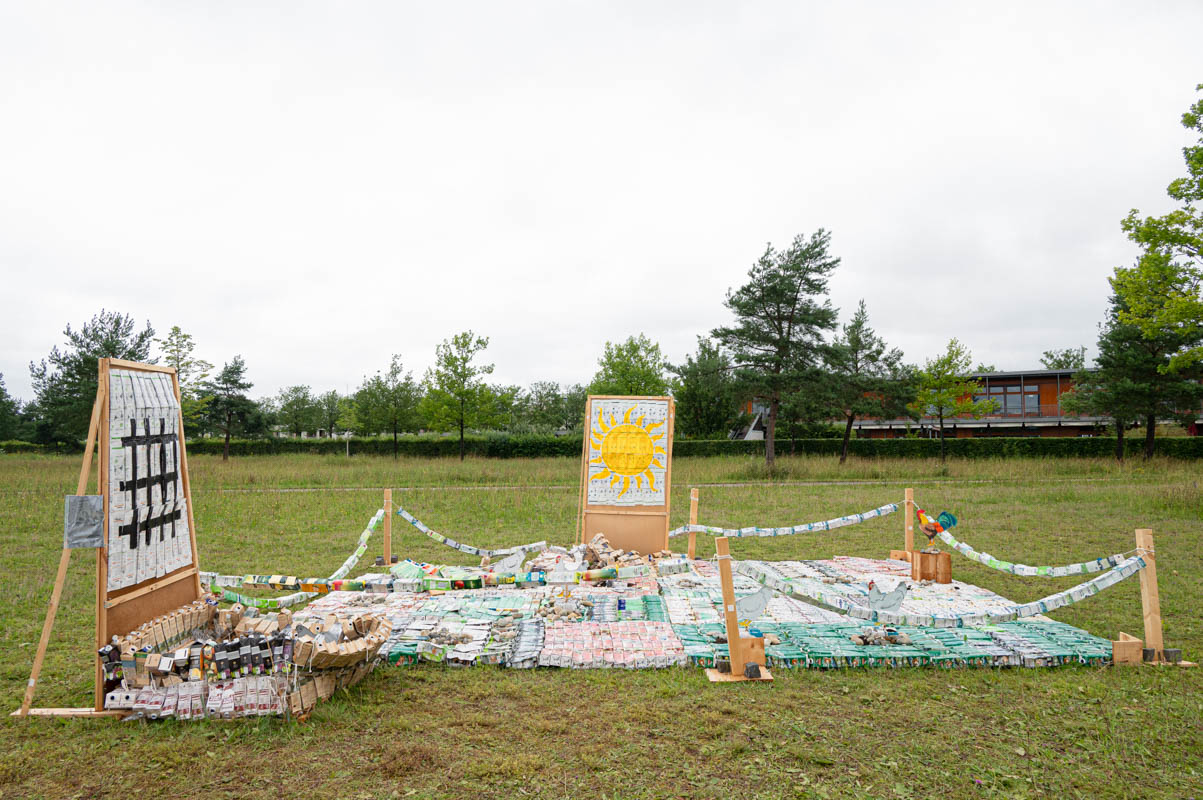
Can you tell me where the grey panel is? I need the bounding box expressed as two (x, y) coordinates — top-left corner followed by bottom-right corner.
(64, 495), (104, 549)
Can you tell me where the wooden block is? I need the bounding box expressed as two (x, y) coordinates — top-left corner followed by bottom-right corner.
(705, 667), (774, 683)
(1112, 635), (1143, 666)
(935, 552), (952, 584)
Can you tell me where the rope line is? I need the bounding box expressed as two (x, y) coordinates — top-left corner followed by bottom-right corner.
(667, 502), (899, 539)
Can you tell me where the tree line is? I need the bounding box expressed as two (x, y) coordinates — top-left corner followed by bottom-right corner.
(2, 86), (1200, 465)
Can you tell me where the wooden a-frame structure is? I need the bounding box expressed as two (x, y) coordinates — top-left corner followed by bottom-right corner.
(14, 358), (203, 718)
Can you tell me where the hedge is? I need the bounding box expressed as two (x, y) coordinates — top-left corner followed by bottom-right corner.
(4, 435), (1203, 459)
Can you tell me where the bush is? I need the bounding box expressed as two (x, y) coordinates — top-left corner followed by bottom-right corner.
(3, 435), (1202, 459)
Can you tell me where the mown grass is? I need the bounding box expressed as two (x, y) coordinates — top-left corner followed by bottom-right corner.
(1, 454), (1201, 799)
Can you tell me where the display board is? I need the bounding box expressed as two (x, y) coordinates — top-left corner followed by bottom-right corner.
(98, 359), (202, 707)
(577, 396), (674, 555)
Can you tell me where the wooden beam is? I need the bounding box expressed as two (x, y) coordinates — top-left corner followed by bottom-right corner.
(1135, 529), (1164, 661)
(715, 537), (744, 673)
(11, 707), (128, 718)
(103, 566), (198, 609)
(95, 363), (110, 711)
(687, 488), (699, 561)
(17, 381), (103, 717)
(904, 487), (914, 553)
(383, 489), (393, 563)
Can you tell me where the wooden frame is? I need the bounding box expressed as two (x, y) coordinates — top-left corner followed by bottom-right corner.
(15, 359), (203, 718)
(577, 396), (675, 555)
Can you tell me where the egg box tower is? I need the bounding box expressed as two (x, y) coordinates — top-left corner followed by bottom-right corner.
(16, 358), (203, 717)
(576, 395), (675, 555)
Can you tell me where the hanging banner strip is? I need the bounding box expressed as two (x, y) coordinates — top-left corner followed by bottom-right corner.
(394, 505), (547, 558)
(667, 502), (899, 539)
(201, 508), (385, 609)
(935, 529), (1129, 578)
(736, 554), (1147, 628)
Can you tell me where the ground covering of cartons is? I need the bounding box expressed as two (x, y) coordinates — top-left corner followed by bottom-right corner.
(1, 453), (1201, 799)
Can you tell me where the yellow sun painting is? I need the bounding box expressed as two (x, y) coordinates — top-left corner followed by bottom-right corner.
(589, 405), (666, 500)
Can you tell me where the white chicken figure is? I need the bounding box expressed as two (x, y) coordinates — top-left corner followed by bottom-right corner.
(866, 579), (908, 613)
(491, 550), (527, 574)
(734, 586), (774, 624)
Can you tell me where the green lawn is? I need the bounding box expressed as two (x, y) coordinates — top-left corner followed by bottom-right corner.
(1, 454), (1201, 799)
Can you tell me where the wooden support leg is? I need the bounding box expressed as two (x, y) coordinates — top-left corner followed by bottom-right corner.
(687, 488), (699, 560)
(1135, 529), (1164, 662)
(18, 548), (73, 716)
(904, 487), (914, 554)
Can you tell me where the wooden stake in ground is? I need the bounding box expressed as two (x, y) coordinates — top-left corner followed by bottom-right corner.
(1135, 528), (1164, 662)
(687, 488), (699, 560)
(904, 487), (914, 553)
(715, 537), (744, 672)
(383, 489), (393, 564)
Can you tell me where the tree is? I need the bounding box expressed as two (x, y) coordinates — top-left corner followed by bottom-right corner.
(712, 230), (840, 468)
(1066, 281), (1203, 460)
(275, 385), (320, 437)
(156, 325), (214, 434)
(0, 374), (21, 440)
(562, 383), (588, 431)
(1116, 84), (1203, 373)
(826, 300), (916, 464)
(419, 331), (500, 460)
(671, 337), (746, 438)
(909, 339), (999, 462)
(316, 390), (344, 436)
(1040, 347), (1087, 371)
(355, 356), (421, 458)
(29, 310), (155, 443)
(514, 381), (568, 433)
(199, 357), (254, 461)
(588, 334), (671, 396)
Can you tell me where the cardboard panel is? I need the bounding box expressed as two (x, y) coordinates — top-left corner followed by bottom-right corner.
(583, 512), (668, 555)
(578, 395), (674, 555)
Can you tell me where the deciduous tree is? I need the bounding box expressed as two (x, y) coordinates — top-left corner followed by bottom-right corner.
(355, 356), (420, 457)
(909, 339), (998, 462)
(275, 385), (320, 437)
(419, 331), (500, 460)
(588, 334), (671, 397)
(1040, 347), (1087, 371)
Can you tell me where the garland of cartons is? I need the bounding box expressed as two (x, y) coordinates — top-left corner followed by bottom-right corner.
(200, 508), (385, 609)
(667, 502), (898, 539)
(736, 553), (1149, 628)
(97, 592), (391, 720)
(394, 505), (547, 558)
(933, 528), (1134, 577)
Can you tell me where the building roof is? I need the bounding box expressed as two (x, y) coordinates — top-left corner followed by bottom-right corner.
(970, 368), (1093, 380)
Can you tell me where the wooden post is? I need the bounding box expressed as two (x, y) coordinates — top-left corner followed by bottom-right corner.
(1135, 529), (1163, 662)
(18, 382), (103, 716)
(715, 537), (744, 671)
(383, 489), (393, 564)
(687, 488), (699, 560)
(904, 487), (914, 553)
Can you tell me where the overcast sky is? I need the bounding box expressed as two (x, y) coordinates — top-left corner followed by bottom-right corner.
(2, 2), (1201, 402)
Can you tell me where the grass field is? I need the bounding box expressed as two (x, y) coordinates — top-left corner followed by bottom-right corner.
(1, 453), (1201, 799)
